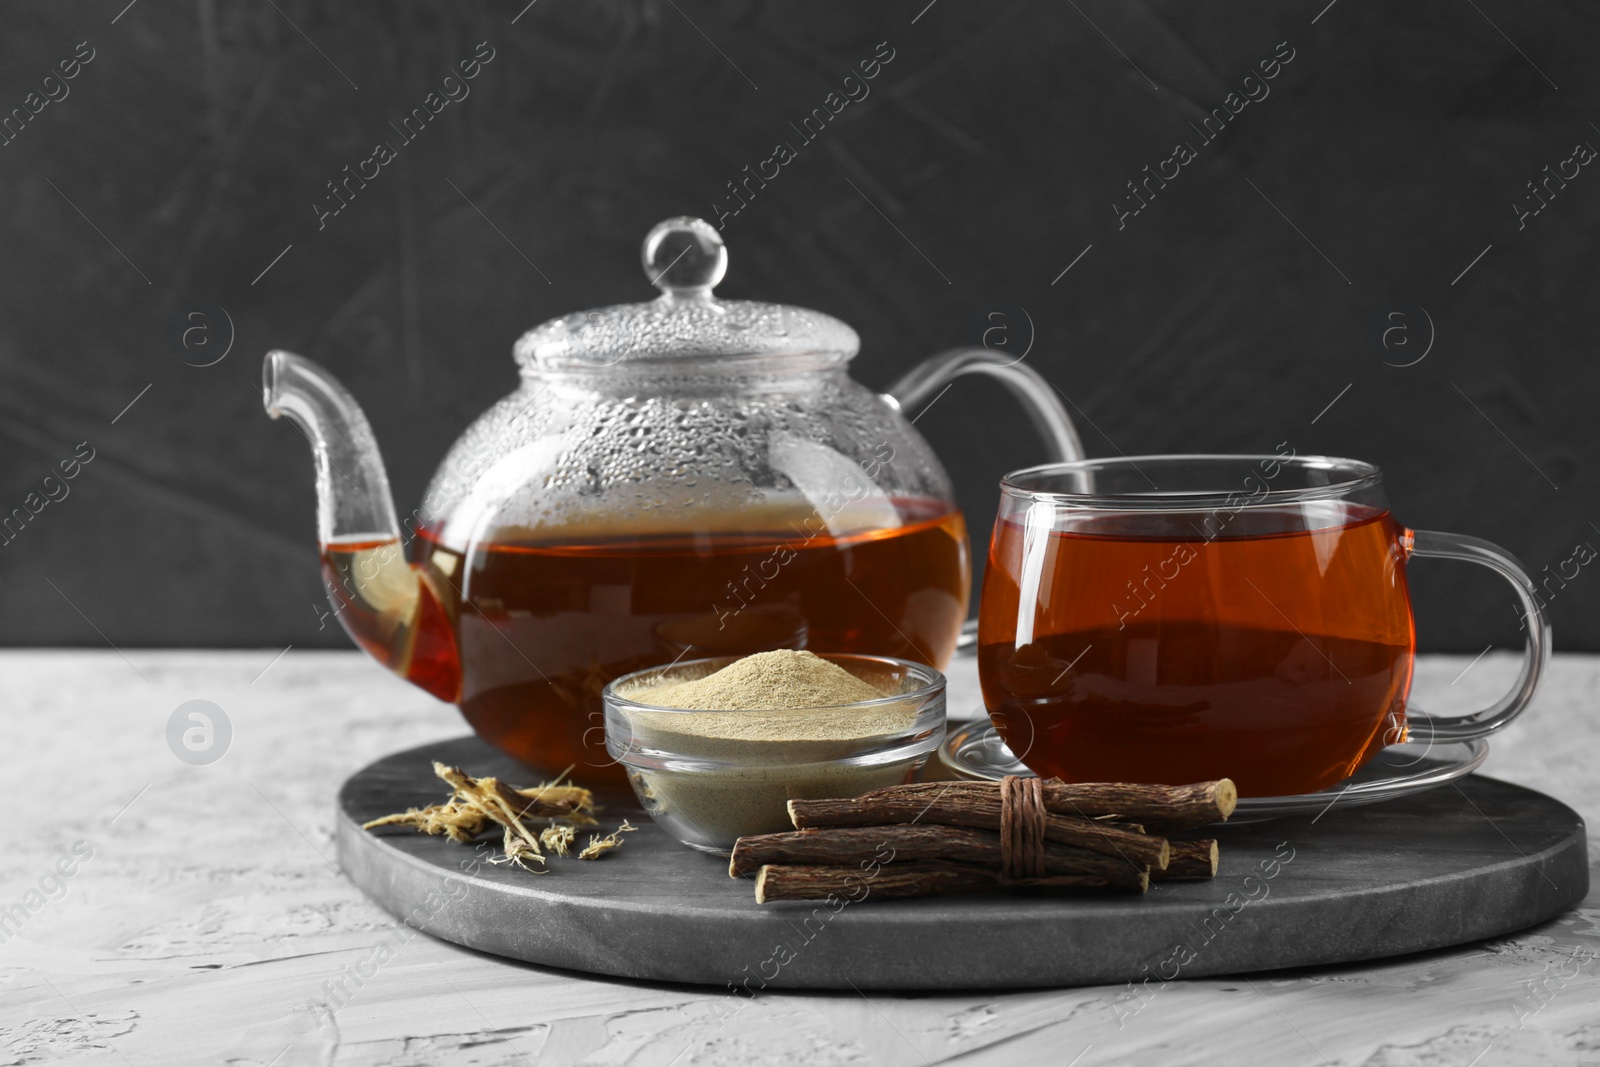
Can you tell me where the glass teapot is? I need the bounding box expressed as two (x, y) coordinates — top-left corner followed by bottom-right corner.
(264, 217), (1083, 779)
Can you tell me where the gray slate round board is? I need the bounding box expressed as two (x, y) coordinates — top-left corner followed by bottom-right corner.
(336, 736), (1588, 990)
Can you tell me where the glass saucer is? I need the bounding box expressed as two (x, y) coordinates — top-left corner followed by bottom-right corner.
(939, 720), (1489, 823)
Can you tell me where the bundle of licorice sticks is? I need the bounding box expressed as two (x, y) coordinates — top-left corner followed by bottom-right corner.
(730, 777), (1236, 903)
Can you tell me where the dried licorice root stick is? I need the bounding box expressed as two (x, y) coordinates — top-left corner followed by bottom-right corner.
(862, 779), (1237, 832)
(364, 763), (608, 873)
(436, 764), (596, 826)
(433, 763), (546, 860)
(1149, 839), (1219, 881)
(754, 861), (1147, 903)
(785, 795), (1170, 870)
(362, 800), (492, 843)
(364, 765), (597, 839)
(488, 779), (598, 827)
(729, 825), (1150, 890)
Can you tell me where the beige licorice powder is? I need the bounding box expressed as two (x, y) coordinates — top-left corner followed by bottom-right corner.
(620, 651), (927, 847)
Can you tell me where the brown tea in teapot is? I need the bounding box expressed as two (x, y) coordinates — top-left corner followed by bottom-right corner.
(323, 498), (967, 781)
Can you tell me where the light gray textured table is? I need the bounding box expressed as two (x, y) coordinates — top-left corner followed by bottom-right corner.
(3, 649), (1596, 1066)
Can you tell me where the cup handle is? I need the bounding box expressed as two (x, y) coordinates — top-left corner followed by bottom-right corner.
(884, 348), (1087, 656)
(1403, 529), (1552, 743)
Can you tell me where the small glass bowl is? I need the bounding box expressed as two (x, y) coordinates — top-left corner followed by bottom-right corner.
(603, 654), (947, 855)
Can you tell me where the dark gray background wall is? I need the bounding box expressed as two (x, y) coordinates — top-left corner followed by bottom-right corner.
(2, 0), (1594, 651)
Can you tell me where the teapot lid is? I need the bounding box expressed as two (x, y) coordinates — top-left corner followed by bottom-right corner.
(514, 217), (860, 370)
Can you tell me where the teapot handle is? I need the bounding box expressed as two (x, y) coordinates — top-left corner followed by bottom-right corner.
(883, 348), (1086, 464)
(883, 347), (1087, 655)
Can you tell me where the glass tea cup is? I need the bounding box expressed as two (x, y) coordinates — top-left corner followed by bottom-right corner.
(975, 454), (1550, 798)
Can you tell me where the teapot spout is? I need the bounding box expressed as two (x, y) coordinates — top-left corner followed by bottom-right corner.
(262, 351), (461, 702)
(262, 349), (403, 546)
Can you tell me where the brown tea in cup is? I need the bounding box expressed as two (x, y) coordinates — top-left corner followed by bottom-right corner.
(978, 454), (1548, 797)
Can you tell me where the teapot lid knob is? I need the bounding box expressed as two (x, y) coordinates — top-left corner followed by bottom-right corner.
(642, 217), (727, 297)
(515, 216), (859, 369)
